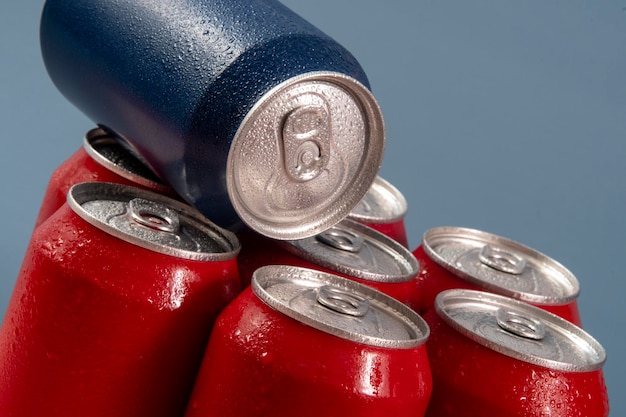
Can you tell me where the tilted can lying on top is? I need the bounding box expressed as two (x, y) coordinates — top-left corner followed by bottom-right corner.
(40, 0), (385, 239)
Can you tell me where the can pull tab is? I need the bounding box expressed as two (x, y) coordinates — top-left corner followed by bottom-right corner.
(129, 198), (180, 233)
(496, 308), (545, 340)
(281, 103), (331, 182)
(316, 226), (364, 253)
(316, 285), (369, 317)
(479, 245), (527, 275)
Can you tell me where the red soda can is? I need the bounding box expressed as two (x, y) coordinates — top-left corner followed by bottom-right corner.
(0, 182), (241, 417)
(423, 289), (609, 417)
(34, 127), (176, 228)
(237, 218), (420, 310)
(185, 265), (432, 417)
(413, 226), (582, 325)
(348, 176), (409, 248)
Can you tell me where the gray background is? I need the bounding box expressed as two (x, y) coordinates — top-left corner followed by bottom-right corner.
(1, 1), (623, 414)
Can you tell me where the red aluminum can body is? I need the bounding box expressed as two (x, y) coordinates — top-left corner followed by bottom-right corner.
(185, 266), (432, 417)
(422, 290), (608, 417)
(34, 127), (176, 228)
(0, 183), (241, 417)
(412, 227), (582, 325)
(237, 220), (420, 310)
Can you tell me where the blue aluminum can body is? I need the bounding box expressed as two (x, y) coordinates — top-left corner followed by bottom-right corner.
(40, 0), (384, 238)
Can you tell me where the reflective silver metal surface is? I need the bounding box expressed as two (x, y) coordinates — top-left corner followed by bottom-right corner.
(435, 289), (606, 372)
(227, 71), (385, 240)
(68, 182), (240, 261)
(252, 265), (429, 348)
(83, 128), (171, 192)
(282, 218), (419, 283)
(349, 176), (407, 224)
(422, 226), (580, 305)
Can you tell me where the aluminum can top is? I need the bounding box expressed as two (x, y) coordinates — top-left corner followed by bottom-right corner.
(422, 226), (580, 305)
(227, 71), (384, 240)
(282, 218), (419, 283)
(252, 265), (429, 349)
(68, 182), (240, 261)
(348, 176), (407, 224)
(435, 289), (606, 372)
(83, 127), (171, 192)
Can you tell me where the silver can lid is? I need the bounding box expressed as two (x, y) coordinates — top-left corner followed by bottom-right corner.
(348, 176), (408, 224)
(281, 218), (419, 283)
(422, 227), (580, 305)
(435, 289), (606, 372)
(227, 71), (385, 240)
(68, 182), (240, 261)
(83, 127), (171, 193)
(252, 265), (429, 348)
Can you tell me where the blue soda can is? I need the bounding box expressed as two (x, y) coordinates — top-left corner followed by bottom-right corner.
(40, 0), (385, 239)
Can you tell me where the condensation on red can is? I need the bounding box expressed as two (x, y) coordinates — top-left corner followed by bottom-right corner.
(237, 218), (420, 310)
(348, 176), (409, 248)
(423, 289), (609, 417)
(33, 127), (176, 229)
(185, 265), (432, 417)
(413, 226), (582, 325)
(0, 182), (241, 417)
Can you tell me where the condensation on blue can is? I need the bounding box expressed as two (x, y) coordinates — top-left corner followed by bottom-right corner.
(40, 0), (385, 239)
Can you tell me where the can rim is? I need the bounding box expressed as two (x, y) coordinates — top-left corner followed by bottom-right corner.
(348, 176), (408, 224)
(227, 71), (385, 240)
(422, 226), (580, 305)
(281, 218), (419, 283)
(434, 289), (606, 372)
(251, 265), (429, 349)
(83, 127), (172, 193)
(67, 182), (240, 261)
